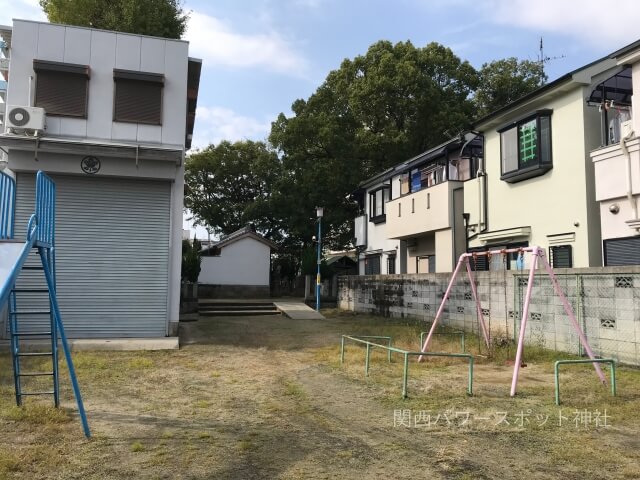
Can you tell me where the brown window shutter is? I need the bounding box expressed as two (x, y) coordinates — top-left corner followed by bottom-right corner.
(35, 70), (88, 117)
(113, 70), (164, 125)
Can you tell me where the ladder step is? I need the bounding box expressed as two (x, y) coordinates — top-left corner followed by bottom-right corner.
(22, 266), (44, 270)
(12, 310), (51, 315)
(12, 288), (49, 293)
(18, 372), (54, 377)
(19, 391), (55, 396)
(12, 332), (52, 337)
(17, 352), (53, 357)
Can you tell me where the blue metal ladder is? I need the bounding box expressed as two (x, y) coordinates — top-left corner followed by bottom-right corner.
(1, 171), (90, 438)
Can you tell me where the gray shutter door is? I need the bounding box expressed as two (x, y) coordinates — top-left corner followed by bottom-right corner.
(12, 174), (171, 338)
(604, 237), (640, 266)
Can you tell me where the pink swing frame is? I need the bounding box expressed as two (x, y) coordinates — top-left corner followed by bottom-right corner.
(418, 246), (607, 396)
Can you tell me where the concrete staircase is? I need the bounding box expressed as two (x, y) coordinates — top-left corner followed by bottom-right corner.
(198, 301), (281, 317)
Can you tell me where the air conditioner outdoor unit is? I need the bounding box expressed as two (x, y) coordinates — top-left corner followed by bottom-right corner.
(5, 106), (45, 135)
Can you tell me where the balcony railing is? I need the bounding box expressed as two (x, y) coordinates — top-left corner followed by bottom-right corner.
(385, 181), (460, 239)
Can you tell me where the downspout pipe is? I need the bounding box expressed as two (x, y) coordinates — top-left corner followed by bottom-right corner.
(459, 131), (487, 233)
(621, 126), (638, 222)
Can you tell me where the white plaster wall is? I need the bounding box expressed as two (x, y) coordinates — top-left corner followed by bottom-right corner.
(7, 20), (188, 147)
(6, 20), (193, 334)
(199, 238), (271, 286)
(359, 182), (401, 274)
(467, 87), (600, 267)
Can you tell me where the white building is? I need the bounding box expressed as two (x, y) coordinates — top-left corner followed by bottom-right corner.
(199, 225), (277, 298)
(590, 40), (640, 264)
(0, 20), (201, 338)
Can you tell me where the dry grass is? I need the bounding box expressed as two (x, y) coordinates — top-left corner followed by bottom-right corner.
(0, 310), (639, 479)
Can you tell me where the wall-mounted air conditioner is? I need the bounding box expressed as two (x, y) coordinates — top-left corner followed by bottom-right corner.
(6, 106), (45, 135)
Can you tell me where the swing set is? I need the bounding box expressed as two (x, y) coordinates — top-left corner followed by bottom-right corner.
(418, 246), (609, 396)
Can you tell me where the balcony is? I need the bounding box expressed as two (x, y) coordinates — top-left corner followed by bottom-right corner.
(592, 137), (640, 202)
(386, 180), (462, 239)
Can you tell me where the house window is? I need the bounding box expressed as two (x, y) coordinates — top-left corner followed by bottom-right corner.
(603, 236), (640, 266)
(113, 69), (164, 124)
(33, 60), (89, 117)
(499, 110), (553, 183)
(387, 255), (396, 274)
(400, 172), (410, 195)
(369, 188), (389, 224)
(549, 245), (572, 268)
(365, 254), (381, 275)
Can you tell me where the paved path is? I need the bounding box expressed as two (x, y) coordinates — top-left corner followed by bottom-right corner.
(273, 300), (325, 320)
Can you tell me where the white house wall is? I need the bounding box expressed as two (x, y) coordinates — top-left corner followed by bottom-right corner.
(7, 20), (188, 148)
(467, 87), (602, 267)
(5, 20), (191, 335)
(359, 182), (400, 274)
(199, 238), (271, 286)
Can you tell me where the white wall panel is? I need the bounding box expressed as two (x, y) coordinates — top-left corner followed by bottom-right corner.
(6, 20), (39, 107)
(115, 33), (141, 70)
(111, 122), (138, 142)
(140, 37), (165, 72)
(87, 30), (116, 140)
(63, 27), (91, 65)
(162, 41), (188, 146)
(137, 124), (162, 143)
(36, 23), (65, 62)
(59, 118), (87, 137)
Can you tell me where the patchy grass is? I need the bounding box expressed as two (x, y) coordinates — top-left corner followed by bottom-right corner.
(0, 310), (639, 479)
(130, 441), (144, 452)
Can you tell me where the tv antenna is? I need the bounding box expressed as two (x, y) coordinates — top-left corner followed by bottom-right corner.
(538, 37), (565, 74)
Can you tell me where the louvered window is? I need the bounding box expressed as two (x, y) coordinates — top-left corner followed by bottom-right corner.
(113, 69), (164, 125)
(549, 245), (573, 268)
(33, 60), (89, 117)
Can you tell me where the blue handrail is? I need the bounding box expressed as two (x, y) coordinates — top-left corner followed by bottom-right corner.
(0, 170), (16, 240)
(35, 171), (56, 247)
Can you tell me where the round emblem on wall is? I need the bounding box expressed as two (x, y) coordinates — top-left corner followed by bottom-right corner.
(81, 156), (101, 174)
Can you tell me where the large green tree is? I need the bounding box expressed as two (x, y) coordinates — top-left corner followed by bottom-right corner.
(184, 140), (283, 240)
(269, 40), (478, 249)
(474, 58), (547, 118)
(39, 0), (189, 39)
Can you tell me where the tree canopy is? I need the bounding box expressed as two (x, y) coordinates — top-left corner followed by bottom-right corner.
(474, 58), (547, 118)
(39, 0), (189, 39)
(184, 140), (283, 240)
(269, 40), (478, 249)
(185, 40), (548, 271)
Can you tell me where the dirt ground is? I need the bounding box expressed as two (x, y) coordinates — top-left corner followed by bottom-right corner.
(1, 310), (640, 479)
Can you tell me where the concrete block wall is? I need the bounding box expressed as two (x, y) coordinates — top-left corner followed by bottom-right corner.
(338, 265), (640, 365)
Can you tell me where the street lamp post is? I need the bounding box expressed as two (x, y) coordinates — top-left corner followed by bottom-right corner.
(315, 207), (323, 311)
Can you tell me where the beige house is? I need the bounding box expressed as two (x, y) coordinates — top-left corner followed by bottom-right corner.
(590, 40), (640, 265)
(353, 134), (482, 274)
(464, 50), (629, 269)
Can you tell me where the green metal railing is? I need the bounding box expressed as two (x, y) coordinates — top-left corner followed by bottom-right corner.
(419, 330), (465, 352)
(554, 358), (616, 405)
(340, 335), (474, 398)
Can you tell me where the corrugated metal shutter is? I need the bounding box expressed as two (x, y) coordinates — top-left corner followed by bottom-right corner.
(35, 71), (88, 117)
(114, 79), (163, 125)
(11, 174), (171, 338)
(604, 237), (640, 266)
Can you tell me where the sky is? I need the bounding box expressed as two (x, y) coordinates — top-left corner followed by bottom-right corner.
(1, 0), (639, 237)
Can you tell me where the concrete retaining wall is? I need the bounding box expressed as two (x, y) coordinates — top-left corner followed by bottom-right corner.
(338, 265), (640, 365)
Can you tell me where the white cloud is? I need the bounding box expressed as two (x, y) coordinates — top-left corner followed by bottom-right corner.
(0, 0), (46, 26)
(190, 105), (272, 150)
(185, 11), (308, 76)
(484, 0), (638, 49)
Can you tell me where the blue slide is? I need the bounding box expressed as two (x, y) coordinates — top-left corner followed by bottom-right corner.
(0, 170), (90, 438)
